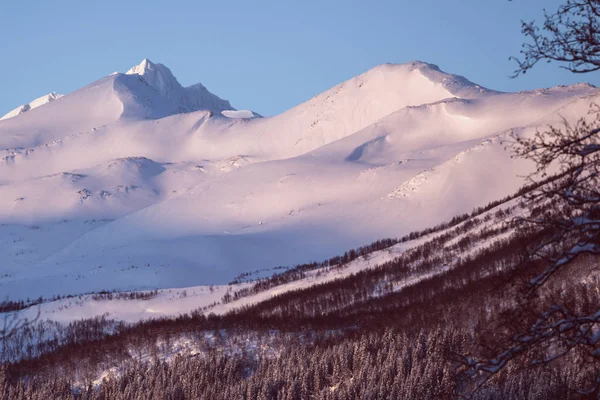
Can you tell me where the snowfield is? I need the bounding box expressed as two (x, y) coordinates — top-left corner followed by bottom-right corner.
(13, 196), (517, 327)
(14, 232), (433, 325)
(0, 59), (597, 301)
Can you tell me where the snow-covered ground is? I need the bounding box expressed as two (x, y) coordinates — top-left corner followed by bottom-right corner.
(0, 58), (597, 300)
(15, 238), (419, 324)
(11, 193), (519, 331)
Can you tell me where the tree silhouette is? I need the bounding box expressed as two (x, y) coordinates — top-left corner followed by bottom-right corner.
(461, 0), (600, 396)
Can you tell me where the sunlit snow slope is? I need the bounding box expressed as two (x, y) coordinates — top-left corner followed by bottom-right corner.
(0, 92), (63, 121)
(0, 59), (597, 300)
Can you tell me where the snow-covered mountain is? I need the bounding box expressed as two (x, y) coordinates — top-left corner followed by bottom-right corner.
(0, 92), (63, 120)
(0, 59), (597, 300)
(125, 59), (234, 115)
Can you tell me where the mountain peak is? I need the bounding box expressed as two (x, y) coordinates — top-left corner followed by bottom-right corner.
(405, 60), (440, 70)
(126, 58), (157, 75)
(378, 60), (498, 98)
(125, 59), (180, 97)
(123, 59), (234, 115)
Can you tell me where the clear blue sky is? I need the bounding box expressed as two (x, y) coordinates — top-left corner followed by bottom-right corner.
(1, 0), (598, 117)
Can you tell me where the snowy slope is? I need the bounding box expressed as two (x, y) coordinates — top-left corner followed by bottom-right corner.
(12, 194), (517, 326)
(0, 60), (597, 300)
(0, 92), (63, 121)
(15, 237), (425, 324)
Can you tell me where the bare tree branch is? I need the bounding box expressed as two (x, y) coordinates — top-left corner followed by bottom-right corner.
(459, 2), (600, 395)
(512, 0), (600, 76)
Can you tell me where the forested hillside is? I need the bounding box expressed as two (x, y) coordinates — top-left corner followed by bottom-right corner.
(1, 182), (597, 399)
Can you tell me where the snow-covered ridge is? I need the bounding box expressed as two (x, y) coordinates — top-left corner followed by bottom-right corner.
(405, 61), (498, 98)
(0, 92), (63, 121)
(125, 58), (234, 115)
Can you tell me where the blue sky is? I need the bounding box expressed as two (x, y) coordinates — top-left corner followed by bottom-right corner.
(1, 0), (598, 116)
